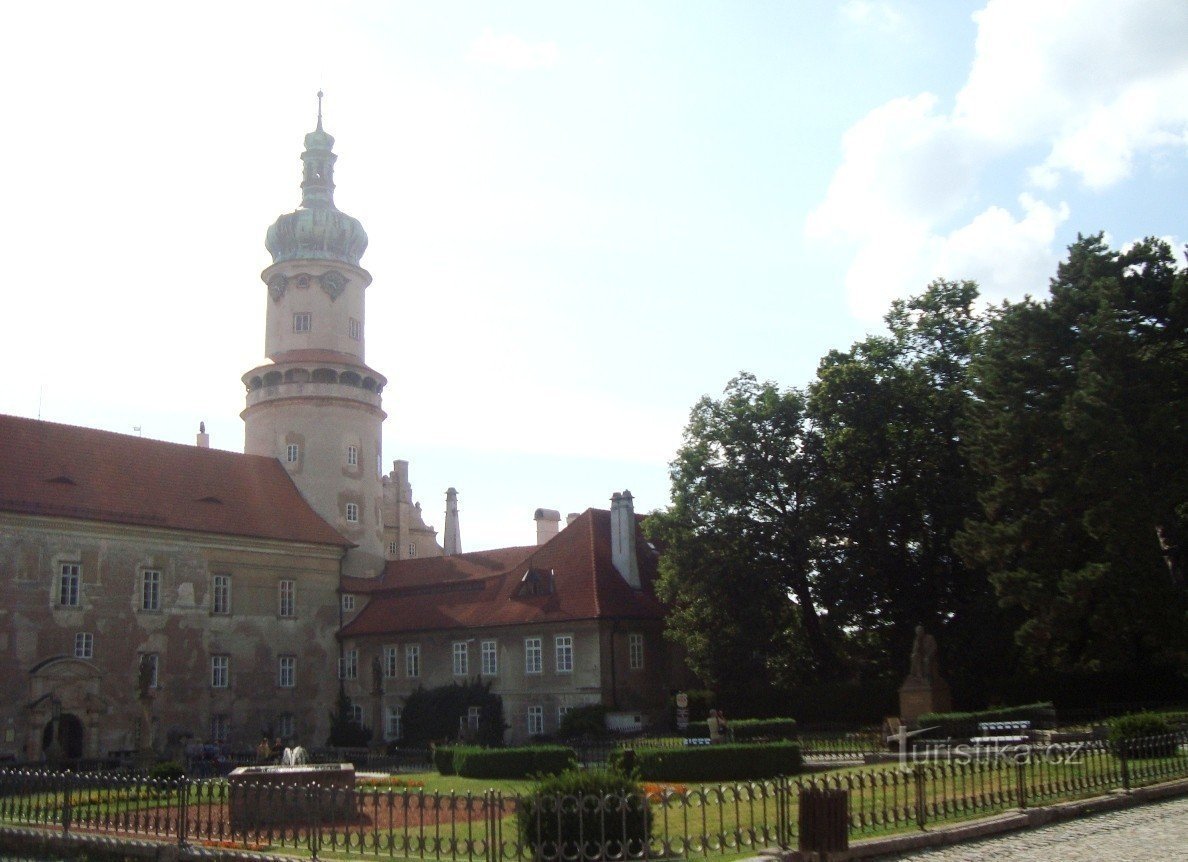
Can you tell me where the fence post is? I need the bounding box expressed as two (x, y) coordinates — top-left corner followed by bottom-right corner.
(776, 777), (791, 850)
(61, 774), (71, 837)
(177, 778), (190, 848)
(913, 765), (927, 831)
(1015, 760), (1027, 810)
(309, 783), (321, 861)
(1120, 745), (1130, 792)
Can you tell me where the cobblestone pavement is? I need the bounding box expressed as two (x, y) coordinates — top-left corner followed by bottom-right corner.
(878, 795), (1188, 861)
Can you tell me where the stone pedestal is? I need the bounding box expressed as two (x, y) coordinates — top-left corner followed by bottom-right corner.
(228, 764), (356, 833)
(898, 676), (951, 726)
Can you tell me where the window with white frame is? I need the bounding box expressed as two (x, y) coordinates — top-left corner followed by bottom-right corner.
(386, 706), (403, 741)
(58, 563), (80, 607)
(349, 317), (361, 341)
(339, 649), (358, 680)
(468, 706), (481, 730)
(628, 633), (644, 670)
(212, 574), (231, 615)
(211, 654), (229, 688)
(555, 635), (573, 673)
(140, 569), (161, 611)
(405, 644), (420, 678)
(347, 444), (358, 466)
(211, 714), (230, 743)
(481, 640), (497, 675)
(277, 713), (295, 739)
(387, 542), (398, 557)
(278, 579), (296, 617)
(74, 632), (93, 659)
(346, 503), (359, 523)
(383, 645), (399, 678)
(524, 637), (542, 674)
(527, 705), (544, 736)
(558, 705), (572, 727)
(341, 594), (355, 612)
(285, 443), (299, 463)
(407, 543), (417, 558)
(294, 312), (312, 333)
(140, 653), (159, 688)
(349, 703), (364, 726)
(278, 654), (296, 688)
(452, 641), (469, 676)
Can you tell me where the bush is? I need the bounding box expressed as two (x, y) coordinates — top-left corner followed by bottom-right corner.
(402, 679), (507, 747)
(683, 721), (710, 739)
(453, 745), (576, 779)
(918, 702), (1056, 738)
(434, 745), (456, 775)
(518, 769), (650, 859)
(611, 742), (802, 781)
(1108, 713), (1177, 758)
(558, 704), (608, 739)
(729, 718), (797, 741)
(148, 760), (185, 781)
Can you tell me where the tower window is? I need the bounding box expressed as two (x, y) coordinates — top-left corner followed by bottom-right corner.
(74, 632), (93, 659)
(408, 543), (417, 558)
(346, 503), (359, 523)
(349, 318), (361, 340)
(285, 444), (299, 463)
(347, 445), (358, 466)
(294, 313), (312, 333)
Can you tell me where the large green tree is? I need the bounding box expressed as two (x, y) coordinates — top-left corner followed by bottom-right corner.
(958, 234), (1188, 673)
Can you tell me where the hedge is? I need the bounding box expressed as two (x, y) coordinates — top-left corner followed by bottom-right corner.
(612, 742), (802, 781)
(518, 769), (650, 856)
(446, 745), (577, 779)
(434, 745), (457, 775)
(729, 718), (797, 741)
(918, 702), (1056, 738)
(1108, 713), (1178, 758)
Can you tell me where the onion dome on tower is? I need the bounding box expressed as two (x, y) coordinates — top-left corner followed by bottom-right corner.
(265, 91), (369, 267)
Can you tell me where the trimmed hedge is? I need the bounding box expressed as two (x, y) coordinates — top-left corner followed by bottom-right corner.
(434, 745), (457, 775)
(918, 702), (1056, 738)
(730, 718), (797, 741)
(612, 741), (802, 781)
(444, 745), (577, 779)
(1108, 713), (1177, 758)
(518, 769), (650, 856)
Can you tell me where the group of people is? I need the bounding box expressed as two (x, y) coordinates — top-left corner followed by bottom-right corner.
(706, 709), (730, 744)
(256, 736), (308, 765)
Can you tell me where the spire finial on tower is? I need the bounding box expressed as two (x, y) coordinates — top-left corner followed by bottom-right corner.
(316, 90), (324, 130)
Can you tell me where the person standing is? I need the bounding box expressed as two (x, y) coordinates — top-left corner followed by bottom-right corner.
(707, 710), (722, 744)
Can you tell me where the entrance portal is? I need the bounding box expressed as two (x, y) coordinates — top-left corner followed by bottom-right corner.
(42, 713), (85, 760)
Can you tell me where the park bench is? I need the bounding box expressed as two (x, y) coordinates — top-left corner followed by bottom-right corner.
(971, 720), (1031, 745)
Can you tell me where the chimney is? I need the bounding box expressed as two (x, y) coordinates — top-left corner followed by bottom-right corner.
(196, 421), (210, 448)
(534, 508), (561, 545)
(610, 490), (641, 589)
(443, 488), (461, 556)
(566, 512), (580, 527)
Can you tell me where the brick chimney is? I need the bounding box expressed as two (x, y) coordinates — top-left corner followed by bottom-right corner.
(610, 490), (641, 589)
(534, 508), (561, 545)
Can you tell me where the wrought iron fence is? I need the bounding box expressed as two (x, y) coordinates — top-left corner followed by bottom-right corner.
(0, 730), (1184, 860)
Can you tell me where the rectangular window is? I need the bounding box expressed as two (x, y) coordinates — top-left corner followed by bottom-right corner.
(558, 705), (572, 727)
(452, 641), (469, 676)
(407, 543), (417, 558)
(294, 312), (312, 333)
(349, 703), (364, 726)
(386, 706), (403, 741)
(278, 654), (296, 688)
(527, 705), (544, 736)
(628, 634), (644, 670)
(346, 503), (359, 523)
(278, 579), (296, 617)
(58, 563), (80, 607)
(212, 574), (231, 615)
(285, 443), (299, 463)
(277, 713), (295, 738)
(211, 654), (229, 688)
(140, 653), (159, 688)
(387, 542), (398, 557)
(339, 649), (358, 680)
(141, 569), (161, 611)
(211, 714), (230, 744)
(555, 635), (574, 673)
(383, 645), (399, 678)
(524, 637), (542, 674)
(405, 644), (421, 678)
(347, 444), (358, 466)
(341, 594), (355, 612)
(468, 706), (481, 730)
(74, 632), (93, 659)
(349, 317), (361, 341)
(481, 640), (497, 676)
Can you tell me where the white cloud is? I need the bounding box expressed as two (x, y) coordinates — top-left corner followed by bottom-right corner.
(467, 28), (559, 70)
(841, 0), (906, 32)
(809, 0), (1188, 320)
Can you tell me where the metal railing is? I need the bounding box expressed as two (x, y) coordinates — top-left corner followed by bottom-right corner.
(0, 730), (1184, 859)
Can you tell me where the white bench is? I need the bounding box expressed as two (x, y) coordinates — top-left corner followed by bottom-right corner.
(971, 720), (1031, 745)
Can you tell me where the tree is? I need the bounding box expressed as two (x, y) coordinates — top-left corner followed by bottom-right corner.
(958, 234), (1188, 673)
(400, 679), (506, 747)
(326, 684), (372, 748)
(648, 373), (841, 712)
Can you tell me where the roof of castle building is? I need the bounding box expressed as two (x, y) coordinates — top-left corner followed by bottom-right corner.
(339, 508), (666, 636)
(0, 414), (349, 547)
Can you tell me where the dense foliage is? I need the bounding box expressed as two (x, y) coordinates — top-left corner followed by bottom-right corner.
(517, 769), (651, 858)
(326, 685), (371, 748)
(611, 741), (803, 781)
(400, 679), (506, 747)
(452, 745), (577, 778)
(653, 235), (1188, 713)
(557, 704), (608, 739)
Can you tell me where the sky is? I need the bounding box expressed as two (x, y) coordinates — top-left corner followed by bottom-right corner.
(1, 1), (1185, 551)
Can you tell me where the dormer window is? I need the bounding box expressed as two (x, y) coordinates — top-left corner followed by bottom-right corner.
(517, 568), (554, 597)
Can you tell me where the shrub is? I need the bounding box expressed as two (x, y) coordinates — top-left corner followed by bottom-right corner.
(327, 686), (372, 748)
(918, 702), (1056, 738)
(454, 745), (576, 779)
(1108, 713), (1177, 757)
(434, 745), (456, 775)
(148, 760), (185, 781)
(729, 718), (797, 741)
(518, 769), (650, 859)
(402, 679), (507, 747)
(683, 721), (710, 739)
(558, 704), (608, 739)
(612, 741), (802, 781)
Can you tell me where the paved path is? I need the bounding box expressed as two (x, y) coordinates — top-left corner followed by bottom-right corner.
(878, 795), (1188, 861)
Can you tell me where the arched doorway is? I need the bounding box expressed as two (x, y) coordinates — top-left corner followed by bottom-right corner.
(42, 713), (85, 760)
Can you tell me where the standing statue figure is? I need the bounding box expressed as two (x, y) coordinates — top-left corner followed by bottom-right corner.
(137, 655), (155, 702)
(909, 625), (939, 681)
(371, 655), (384, 696)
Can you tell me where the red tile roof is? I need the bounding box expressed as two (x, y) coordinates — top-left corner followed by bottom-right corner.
(339, 509), (666, 636)
(0, 414), (349, 547)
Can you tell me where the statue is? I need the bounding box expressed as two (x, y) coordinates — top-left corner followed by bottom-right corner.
(137, 655), (155, 702)
(371, 655), (383, 696)
(909, 625), (939, 681)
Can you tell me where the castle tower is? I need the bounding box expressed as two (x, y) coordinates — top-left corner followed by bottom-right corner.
(242, 94), (386, 577)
